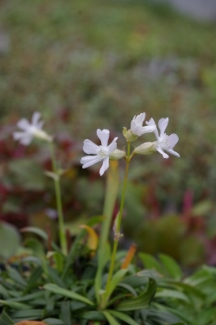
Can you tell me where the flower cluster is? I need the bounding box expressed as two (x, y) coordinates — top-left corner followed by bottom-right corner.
(13, 112), (180, 176)
(80, 112), (180, 175)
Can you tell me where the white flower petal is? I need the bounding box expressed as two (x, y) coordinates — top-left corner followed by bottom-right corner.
(83, 139), (99, 154)
(17, 119), (31, 130)
(13, 131), (25, 140)
(97, 129), (110, 147)
(131, 113), (145, 129)
(158, 118), (169, 136)
(167, 134), (179, 149)
(99, 156), (109, 176)
(32, 112), (41, 125)
(157, 146), (169, 159)
(136, 112), (146, 124)
(107, 137), (118, 154)
(13, 132), (33, 145)
(80, 155), (102, 169)
(140, 125), (156, 135)
(146, 118), (159, 139)
(167, 149), (180, 157)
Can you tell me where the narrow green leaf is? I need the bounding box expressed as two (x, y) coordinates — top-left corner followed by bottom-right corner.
(61, 300), (71, 325)
(116, 278), (157, 311)
(62, 229), (85, 279)
(107, 269), (128, 297)
(109, 310), (140, 325)
(47, 265), (66, 287)
(80, 311), (106, 321)
(10, 308), (44, 319)
(7, 266), (27, 287)
(122, 269), (160, 289)
(156, 289), (190, 303)
(0, 309), (14, 325)
(23, 266), (43, 293)
(139, 253), (162, 273)
(0, 284), (9, 298)
(0, 299), (30, 310)
(6, 291), (44, 303)
(43, 283), (94, 305)
(43, 319), (64, 325)
(21, 226), (48, 240)
(24, 237), (45, 258)
(102, 311), (121, 325)
(159, 254), (182, 279)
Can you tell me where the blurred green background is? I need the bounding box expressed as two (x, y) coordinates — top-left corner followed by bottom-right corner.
(1, 0), (216, 267)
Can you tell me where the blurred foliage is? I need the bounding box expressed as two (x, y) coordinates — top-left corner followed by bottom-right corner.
(1, 0), (216, 267)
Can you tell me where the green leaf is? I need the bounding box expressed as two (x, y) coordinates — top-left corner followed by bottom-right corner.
(6, 291), (44, 303)
(60, 300), (71, 325)
(80, 311), (106, 321)
(139, 253), (162, 273)
(43, 319), (65, 325)
(116, 278), (157, 311)
(0, 310), (14, 325)
(109, 310), (140, 325)
(122, 269), (160, 289)
(7, 266), (27, 288)
(0, 299), (30, 310)
(106, 269), (128, 298)
(9, 308), (44, 320)
(156, 289), (190, 303)
(62, 229), (85, 279)
(0, 222), (21, 258)
(21, 226), (48, 240)
(159, 254), (182, 279)
(43, 283), (94, 306)
(24, 237), (45, 259)
(47, 265), (66, 287)
(0, 284), (9, 299)
(23, 266), (43, 294)
(102, 311), (121, 325)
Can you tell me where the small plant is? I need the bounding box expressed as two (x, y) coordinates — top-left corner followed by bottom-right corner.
(3, 110), (214, 325)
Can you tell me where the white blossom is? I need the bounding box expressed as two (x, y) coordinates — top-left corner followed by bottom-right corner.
(146, 117), (180, 159)
(80, 129), (118, 176)
(130, 113), (156, 136)
(13, 112), (52, 145)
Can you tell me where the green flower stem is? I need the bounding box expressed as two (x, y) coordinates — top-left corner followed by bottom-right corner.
(102, 142), (131, 307)
(49, 143), (67, 255)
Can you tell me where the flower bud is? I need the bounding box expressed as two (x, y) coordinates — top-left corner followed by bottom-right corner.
(109, 149), (125, 160)
(122, 127), (138, 142)
(34, 129), (53, 142)
(133, 142), (157, 155)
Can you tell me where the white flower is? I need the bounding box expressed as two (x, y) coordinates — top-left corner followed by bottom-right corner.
(146, 117), (180, 159)
(13, 112), (52, 145)
(130, 113), (156, 136)
(80, 129), (118, 176)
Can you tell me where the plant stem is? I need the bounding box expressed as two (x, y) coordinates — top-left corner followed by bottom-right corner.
(102, 142), (131, 307)
(49, 143), (67, 255)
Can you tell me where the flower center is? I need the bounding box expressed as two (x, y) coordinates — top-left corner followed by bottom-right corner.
(158, 134), (169, 149)
(97, 146), (109, 158)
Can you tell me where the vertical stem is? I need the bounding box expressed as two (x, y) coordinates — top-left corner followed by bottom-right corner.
(102, 142), (131, 307)
(49, 143), (67, 255)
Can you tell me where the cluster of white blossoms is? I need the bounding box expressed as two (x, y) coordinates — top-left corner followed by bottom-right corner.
(80, 112), (180, 176)
(13, 112), (180, 176)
